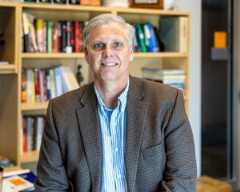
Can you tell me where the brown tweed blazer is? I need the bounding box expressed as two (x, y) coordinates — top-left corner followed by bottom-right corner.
(35, 76), (197, 192)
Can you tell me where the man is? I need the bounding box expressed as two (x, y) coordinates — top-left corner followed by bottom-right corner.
(35, 14), (197, 192)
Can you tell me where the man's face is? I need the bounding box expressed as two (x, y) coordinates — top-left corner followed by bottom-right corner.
(85, 23), (132, 83)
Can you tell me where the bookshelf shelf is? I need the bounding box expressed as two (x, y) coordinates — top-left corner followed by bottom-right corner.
(0, 2), (18, 7)
(21, 102), (48, 113)
(0, 64), (17, 74)
(21, 3), (190, 16)
(21, 53), (85, 59)
(134, 52), (188, 58)
(21, 52), (188, 59)
(21, 151), (39, 163)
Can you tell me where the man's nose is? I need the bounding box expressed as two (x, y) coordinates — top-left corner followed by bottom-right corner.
(102, 44), (113, 57)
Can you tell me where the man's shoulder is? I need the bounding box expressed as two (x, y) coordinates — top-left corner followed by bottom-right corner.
(132, 77), (180, 102)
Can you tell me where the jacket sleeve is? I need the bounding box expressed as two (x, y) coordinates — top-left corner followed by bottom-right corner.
(160, 90), (197, 192)
(35, 100), (70, 192)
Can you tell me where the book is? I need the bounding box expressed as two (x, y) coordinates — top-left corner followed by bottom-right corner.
(26, 69), (35, 103)
(54, 66), (64, 96)
(54, 0), (66, 3)
(69, 0), (80, 4)
(58, 66), (79, 92)
(65, 21), (72, 53)
(35, 116), (44, 150)
(81, 0), (100, 6)
(26, 117), (34, 151)
(159, 17), (188, 52)
(3, 169), (36, 192)
(28, 13), (39, 52)
(143, 22), (159, 52)
(103, 0), (128, 7)
(22, 13), (30, 52)
(60, 21), (67, 52)
(39, 0), (52, 2)
(36, 18), (46, 52)
(47, 20), (53, 53)
(73, 21), (82, 52)
(52, 22), (60, 53)
(135, 24), (147, 52)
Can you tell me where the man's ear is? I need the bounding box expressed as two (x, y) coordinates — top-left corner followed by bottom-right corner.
(129, 49), (134, 61)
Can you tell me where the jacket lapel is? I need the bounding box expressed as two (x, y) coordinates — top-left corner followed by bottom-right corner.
(126, 77), (148, 192)
(76, 84), (102, 192)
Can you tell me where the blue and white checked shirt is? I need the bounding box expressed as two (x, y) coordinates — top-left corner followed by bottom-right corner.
(94, 82), (129, 192)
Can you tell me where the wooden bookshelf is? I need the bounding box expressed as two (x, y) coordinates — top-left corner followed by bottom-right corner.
(21, 102), (48, 114)
(0, 64), (17, 74)
(0, 3), (191, 167)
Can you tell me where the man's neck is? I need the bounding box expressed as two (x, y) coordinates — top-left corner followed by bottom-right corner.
(94, 76), (129, 108)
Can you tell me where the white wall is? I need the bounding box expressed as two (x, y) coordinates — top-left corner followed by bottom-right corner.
(175, 0), (202, 175)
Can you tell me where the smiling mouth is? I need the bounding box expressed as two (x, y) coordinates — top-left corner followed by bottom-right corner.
(101, 62), (119, 67)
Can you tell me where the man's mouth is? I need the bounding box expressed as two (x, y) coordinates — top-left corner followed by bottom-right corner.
(101, 62), (119, 67)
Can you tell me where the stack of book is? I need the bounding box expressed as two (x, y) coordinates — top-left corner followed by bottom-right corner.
(22, 116), (45, 153)
(142, 67), (185, 90)
(22, 13), (84, 53)
(21, 65), (79, 104)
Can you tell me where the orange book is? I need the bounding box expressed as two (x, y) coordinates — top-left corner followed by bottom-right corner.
(80, 0), (101, 6)
(214, 31), (227, 48)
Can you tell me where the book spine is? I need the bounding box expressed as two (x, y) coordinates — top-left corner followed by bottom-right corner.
(148, 23), (159, 52)
(22, 117), (28, 153)
(34, 69), (41, 102)
(26, 69), (35, 103)
(45, 69), (51, 99)
(36, 18), (45, 52)
(49, 69), (56, 98)
(135, 24), (147, 52)
(52, 22), (60, 53)
(22, 13), (30, 52)
(61, 21), (67, 52)
(21, 69), (27, 103)
(65, 21), (72, 53)
(26, 117), (34, 152)
(47, 20), (53, 53)
(74, 21), (81, 52)
(35, 117), (44, 151)
(54, 67), (64, 96)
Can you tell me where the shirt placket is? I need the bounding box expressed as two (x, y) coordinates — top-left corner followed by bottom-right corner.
(101, 107), (115, 192)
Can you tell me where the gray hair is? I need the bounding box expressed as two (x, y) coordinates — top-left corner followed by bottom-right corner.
(83, 14), (135, 50)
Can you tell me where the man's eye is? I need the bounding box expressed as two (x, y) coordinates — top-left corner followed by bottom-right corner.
(112, 41), (124, 49)
(92, 42), (105, 50)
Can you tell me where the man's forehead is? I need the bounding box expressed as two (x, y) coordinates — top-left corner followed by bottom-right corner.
(89, 23), (127, 36)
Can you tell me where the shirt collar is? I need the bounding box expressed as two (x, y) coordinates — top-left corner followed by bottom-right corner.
(94, 80), (129, 112)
